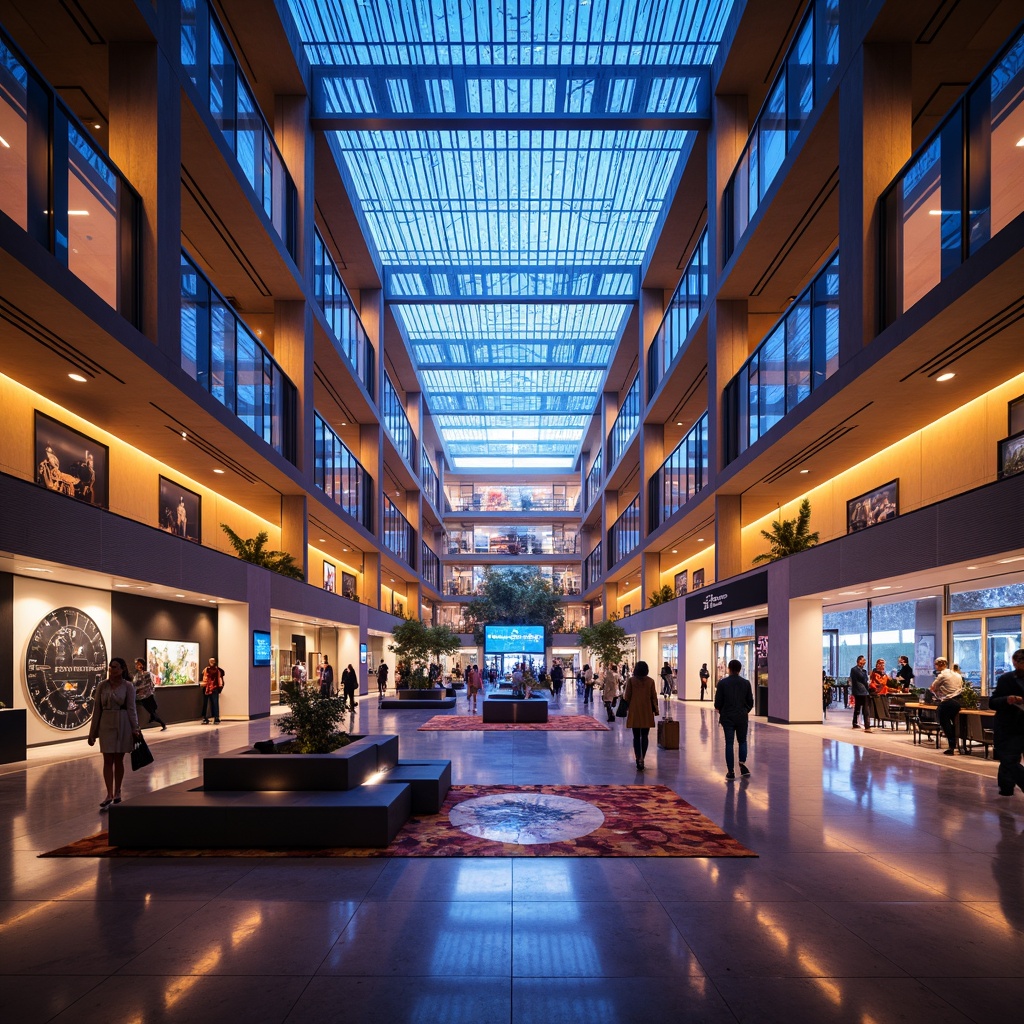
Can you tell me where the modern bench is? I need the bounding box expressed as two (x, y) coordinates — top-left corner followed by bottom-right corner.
(380, 760), (452, 814)
(482, 699), (549, 723)
(108, 779), (411, 848)
(378, 697), (457, 710)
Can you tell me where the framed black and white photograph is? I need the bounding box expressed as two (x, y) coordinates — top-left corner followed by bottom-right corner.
(158, 476), (201, 543)
(323, 560), (337, 593)
(623, 603), (632, 617)
(997, 429), (1024, 480)
(674, 570), (688, 597)
(34, 411), (108, 509)
(847, 479), (899, 534)
(341, 571), (357, 600)
(692, 568), (705, 589)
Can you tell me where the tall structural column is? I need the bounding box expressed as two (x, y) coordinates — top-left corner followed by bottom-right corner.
(108, 42), (182, 359)
(275, 299), (313, 473)
(281, 494), (308, 579)
(838, 41), (911, 357)
(219, 563), (271, 721)
(714, 493), (742, 583)
(276, 94), (314, 277)
(767, 559), (824, 724)
(707, 298), (748, 489)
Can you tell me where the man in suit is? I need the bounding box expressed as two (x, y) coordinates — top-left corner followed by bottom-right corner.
(714, 660), (753, 781)
(990, 649), (1024, 796)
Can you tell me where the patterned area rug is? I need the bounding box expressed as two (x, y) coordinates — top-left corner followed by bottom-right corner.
(418, 714), (609, 731)
(40, 784), (754, 858)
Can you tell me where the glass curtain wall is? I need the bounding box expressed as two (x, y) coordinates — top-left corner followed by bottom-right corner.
(382, 373), (413, 463)
(609, 375), (641, 468)
(649, 412), (708, 529)
(312, 413), (372, 529)
(382, 494), (415, 566)
(608, 496), (640, 568)
(585, 453), (603, 511)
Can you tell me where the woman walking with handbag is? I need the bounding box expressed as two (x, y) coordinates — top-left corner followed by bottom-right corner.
(88, 657), (141, 809)
(624, 661), (659, 772)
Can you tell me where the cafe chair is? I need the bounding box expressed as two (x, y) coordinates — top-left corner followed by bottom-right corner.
(910, 707), (941, 748)
(962, 713), (992, 759)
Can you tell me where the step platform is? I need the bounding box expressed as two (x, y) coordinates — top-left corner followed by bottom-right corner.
(382, 760), (452, 814)
(482, 698), (549, 723)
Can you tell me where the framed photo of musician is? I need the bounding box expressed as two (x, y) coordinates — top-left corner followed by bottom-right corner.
(847, 479), (899, 534)
(34, 411), (109, 509)
(158, 476), (201, 543)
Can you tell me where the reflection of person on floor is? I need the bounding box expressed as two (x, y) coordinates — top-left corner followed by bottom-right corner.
(715, 659), (753, 781)
(992, 811), (1024, 932)
(990, 649), (1024, 796)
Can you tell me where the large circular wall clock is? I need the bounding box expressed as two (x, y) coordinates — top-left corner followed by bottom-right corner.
(25, 607), (108, 730)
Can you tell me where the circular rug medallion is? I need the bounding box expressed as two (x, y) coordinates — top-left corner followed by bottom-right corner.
(449, 793), (605, 844)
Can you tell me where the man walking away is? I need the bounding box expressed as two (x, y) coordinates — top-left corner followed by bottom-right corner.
(990, 649), (1024, 796)
(715, 660), (753, 781)
(341, 662), (357, 711)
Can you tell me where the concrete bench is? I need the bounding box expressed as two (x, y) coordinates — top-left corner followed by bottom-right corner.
(383, 760), (452, 814)
(379, 697), (457, 710)
(482, 699), (549, 723)
(108, 779), (412, 848)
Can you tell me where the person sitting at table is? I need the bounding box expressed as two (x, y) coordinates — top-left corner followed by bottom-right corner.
(869, 659), (890, 695)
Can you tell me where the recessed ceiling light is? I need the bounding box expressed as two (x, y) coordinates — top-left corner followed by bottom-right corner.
(67, 210), (89, 216)
(175, 593), (185, 598)
(967, 566), (977, 570)
(799, 469), (809, 474)
(93, 123), (101, 129)
(19, 566), (53, 573)
(1017, 136), (1024, 147)
(997, 556), (1024, 564)
(872, 586), (892, 591)
(341, 422), (347, 426)
(390, 578), (395, 582)
(213, 468), (225, 474)
(0, 135), (9, 148)
(697, 537), (704, 542)
(319, 538), (327, 542)
(181, 431), (187, 439)
(68, 372), (87, 382)
(936, 372), (956, 382)
(342, 547), (349, 552)
(114, 583), (131, 588)
(671, 549), (677, 554)
(676, 421), (683, 426)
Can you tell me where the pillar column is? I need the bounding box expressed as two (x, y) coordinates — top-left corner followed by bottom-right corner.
(108, 42), (181, 359)
(218, 564), (271, 721)
(766, 558), (824, 723)
(275, 298), (313, 473)
(715, 493), (743, 582)
(281, 494), (308, 579)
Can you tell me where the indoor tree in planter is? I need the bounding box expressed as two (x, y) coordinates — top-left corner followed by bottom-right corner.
(578, 618), (630, 673)
(752, 498), (820, 564)
(648, 584), (676, 607)
(274, 681), (351, 753)
(220, 524), (305, 580)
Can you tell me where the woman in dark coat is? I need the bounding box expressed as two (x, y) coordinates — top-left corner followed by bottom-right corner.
(624, 660), (659, 772)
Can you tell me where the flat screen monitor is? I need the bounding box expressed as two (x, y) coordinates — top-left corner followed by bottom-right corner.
(253, 630), (272, 667)
(484, 624), (545, 655)
(359, 643), (367, 665)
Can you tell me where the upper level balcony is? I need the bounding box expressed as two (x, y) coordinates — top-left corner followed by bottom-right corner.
(313, 412), (372, 532)
(444, 482), (580, 513)
(881, 24), (1024, 325)
(382, 372), (414, 466)
(607, 495), (640, 569)
(0, 29), (139, 324)
(382, 493), (415, 568)
(648, 412), (709, 531)
(608, 375), (641, 471)
(445, 523), (580, 557)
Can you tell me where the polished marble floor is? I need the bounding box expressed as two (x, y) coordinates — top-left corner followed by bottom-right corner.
(3, 689), (1024, 1023)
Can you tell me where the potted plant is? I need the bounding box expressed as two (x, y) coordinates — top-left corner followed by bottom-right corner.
(268, 681), (352, 753)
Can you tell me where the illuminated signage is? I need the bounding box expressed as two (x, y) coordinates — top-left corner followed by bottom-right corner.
(484, 624), (546, 654)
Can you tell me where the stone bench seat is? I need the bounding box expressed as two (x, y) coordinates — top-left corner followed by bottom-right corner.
(378, 697), (457, 710)
(383, 760), (452, 814)
(108, 779), (412, 849)
(482, 699), (549, 723)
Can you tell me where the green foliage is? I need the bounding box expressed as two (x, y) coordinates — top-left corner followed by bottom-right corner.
(466, 568), (564, 645)
(220, 524), (305, 580)
(426, 623), (463, 662)
(958, 678), (980, 709)
(648, 584), (676, 607)
(276, 681), (350, 753)
(752, 498), (819, 564)
(389, 619), (463, 674)
(578, 618), (630, 671)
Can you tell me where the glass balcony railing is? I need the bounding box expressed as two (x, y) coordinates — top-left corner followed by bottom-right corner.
(313, 413), (372, 530)
(648, 227), (709, 395)
(313, 228), (375, 395)
(882, 24), (1024, 323)
(382, 372), (414, 464)
(585, 451), (603, 511)
(180, 251), (297, 462)
(648, 413), (709, 530)
(180, 0), (297, 261)
(583, 543), (603, 591)
(420, 446), (440, 510)
(724, 252), (838, 462)
(445, 524), (580, 557)
(609, 375), (641, 469)
(440, 563), (581, 598)
(608, 496), (641, 568)
(444, 483), (579, 513)
(0, 30), (139, 323)
(382, 493), (415, 566)
(421, 541), (441, 591)
(724, 0), (839, 258)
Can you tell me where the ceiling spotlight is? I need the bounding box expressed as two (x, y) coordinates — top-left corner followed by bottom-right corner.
(175, 593), (185, 598)
(697, 537), (704, 542)
(341, 422), (347, 426)
(0, 135), (9, 148)
(213, 468), (225, 474)
(93, 122), (101, 129)
(342, 547), (349, 552)
(676, 421), (683, 427)
(181, 431), (187, 439)
(799, 469), (809, 474)
(68, 372), (87, 382)
(936, 372), (956, 382)
(671, 549), (677, 554)
(114, 583), (131, 588)
(319, 538), (327, 542)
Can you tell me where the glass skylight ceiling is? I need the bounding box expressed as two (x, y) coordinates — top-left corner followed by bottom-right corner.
(289, 0), (734, 470)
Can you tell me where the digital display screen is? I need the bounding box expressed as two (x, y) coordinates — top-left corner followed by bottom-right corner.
(360, 643), (367, 665)
(484, 624), (545, 654)
(253, 630), (272, 667)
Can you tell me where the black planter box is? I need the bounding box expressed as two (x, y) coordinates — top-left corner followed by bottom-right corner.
(0, 709), (27, 764)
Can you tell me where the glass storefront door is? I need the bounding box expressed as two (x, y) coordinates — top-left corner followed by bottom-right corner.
(948, 613), (1022, 693)
(986, 615), (1022, 690)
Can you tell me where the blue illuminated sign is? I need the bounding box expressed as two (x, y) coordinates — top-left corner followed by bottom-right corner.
(484, 625), (546, 654)
(253, 630), (272, 667)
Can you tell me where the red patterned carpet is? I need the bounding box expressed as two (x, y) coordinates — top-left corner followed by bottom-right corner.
(41, 784), (755, 859)
(418, 714), (609, 731)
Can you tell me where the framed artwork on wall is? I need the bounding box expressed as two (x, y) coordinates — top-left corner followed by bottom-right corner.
(323, 560), (337, 592)
(997, 429), (1024, 480)
(847, 479), (899, 533)
(341, 571), (357, 600)
(146, 639), (200, 687)
(674, 570), (688, 597)
(623, 604), (632, 617)
(34, 411), (109, 509)
(158, 476), (201, 543)
(692, 568), (705, 589)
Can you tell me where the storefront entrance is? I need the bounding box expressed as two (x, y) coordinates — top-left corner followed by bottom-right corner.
(948, 613), (1022, 692)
